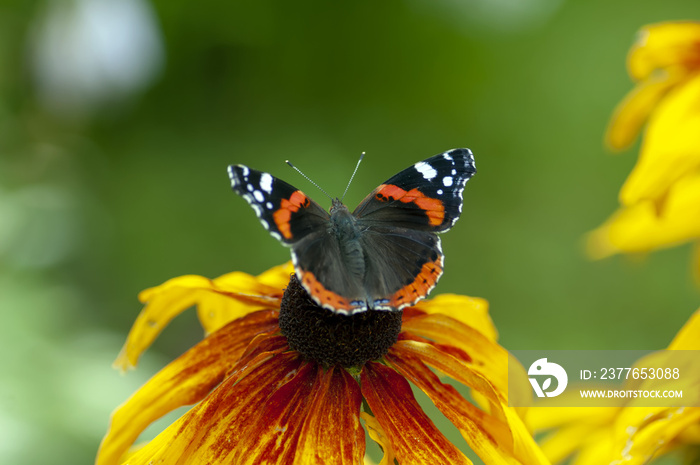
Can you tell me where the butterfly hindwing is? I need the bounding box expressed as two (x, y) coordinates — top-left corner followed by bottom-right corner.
(359, 227), (444, 310)
(228, 165), (329, 246)
(289, 231), (368, 313)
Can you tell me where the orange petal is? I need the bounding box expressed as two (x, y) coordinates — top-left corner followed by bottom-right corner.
(400, 312), (509, 393)
(293, 366), (365, 464)
(232, 362), (319, 464)
(386, 348), (515, 464)
(360, 361), (473, 465)
(627, 22), (700, 81)
(393, 339), (504, 410)
(122, 351), (305, 465)
(619, 74), (700, 207)
(96, 317), (283, 465)
(414, 294), (497, 341)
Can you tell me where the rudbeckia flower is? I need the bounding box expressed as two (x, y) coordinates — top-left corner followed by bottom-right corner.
(527, 309), (700, 465)
(589, 21), (700, 262)
(96, 262), (549, 465)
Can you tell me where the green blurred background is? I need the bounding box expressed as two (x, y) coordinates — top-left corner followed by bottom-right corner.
(1, 0), (698, 463)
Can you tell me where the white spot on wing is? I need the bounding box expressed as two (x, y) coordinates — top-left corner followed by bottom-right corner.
(227, 166), (237, 185)
(260, 172), (273, 194)
(246, 184), (254, 192)
(253, 190), (264, 202)
(443, 153), (453, 161)
(442, 176), (453, 187)
(266, 201), (273, 210)
(437, 189), (443, 195)
(414, 161), (437, 180)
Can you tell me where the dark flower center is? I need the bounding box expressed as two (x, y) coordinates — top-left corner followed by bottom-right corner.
(279, 274), (402, 368)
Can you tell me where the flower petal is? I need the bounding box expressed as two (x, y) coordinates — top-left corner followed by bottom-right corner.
(605, 73), (679, 151)
(201, 262), (292, 332)
(587, 171), (700, 257)
(501, 408), (553, 465)
(361, 412), (397, 465)
(233, 362), (319, 464)
(96, 315), (283, 465)
(293, 366), (365, 464)
(618, 407), (700, 465)
(115, 269), (283, 370)
(253, 261), (296, 287)
(529, 405), (618, 464)
(619, 74), (700, 207)
(400, 313), (509, 392)
(393, 339), (504, 411)
(414, 294), (497, 341)
(668, 307), (700, 349)
(122, 351), (305, 465)
(627, 21), (700, 81)
(386, 349), (516, 464)
(361, 361), (473, 465)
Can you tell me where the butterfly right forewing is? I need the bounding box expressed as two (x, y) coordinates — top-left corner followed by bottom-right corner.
(353, 148), (476, 232)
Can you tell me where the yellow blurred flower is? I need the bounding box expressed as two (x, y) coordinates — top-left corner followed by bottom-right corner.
(528, 309), (700, 465)
(96, 262), (549, 465)
(589, 21), (700, 262)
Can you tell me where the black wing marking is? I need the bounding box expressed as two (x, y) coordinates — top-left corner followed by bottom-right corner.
(228, 165), (329, 245)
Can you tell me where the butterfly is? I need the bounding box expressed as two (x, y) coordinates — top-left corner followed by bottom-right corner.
(228, 148), (476, 314)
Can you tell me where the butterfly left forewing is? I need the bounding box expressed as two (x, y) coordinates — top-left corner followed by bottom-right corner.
(228, 165), (329, 245)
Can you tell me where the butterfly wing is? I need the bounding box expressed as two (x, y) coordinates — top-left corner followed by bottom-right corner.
(353, 148), (476, 310)
(352, 148), (476, 232)
(289, 229), (369, 313)
(228, 165), (330, 245)
(359, 227), (444, 310)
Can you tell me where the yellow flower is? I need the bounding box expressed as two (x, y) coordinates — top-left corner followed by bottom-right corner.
(96, 262), (549, 465)
(528, 309), (700, 465)
(589, 21), (700, 261)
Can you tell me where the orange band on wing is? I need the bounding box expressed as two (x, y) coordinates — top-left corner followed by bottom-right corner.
(374, 184), (445, 226)
(273, 190), (311, 239)
(300, 270), (355, 312)
(387, 255), (443, 309)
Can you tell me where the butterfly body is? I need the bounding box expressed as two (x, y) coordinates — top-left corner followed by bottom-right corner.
(228, 148), (476, 314)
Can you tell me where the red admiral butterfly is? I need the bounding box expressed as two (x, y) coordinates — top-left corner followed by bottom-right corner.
(228, 148), (476, 314)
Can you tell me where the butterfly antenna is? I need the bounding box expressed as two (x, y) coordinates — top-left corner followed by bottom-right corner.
(341, 152), (365, 202)
(285, 160), (333, 200)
